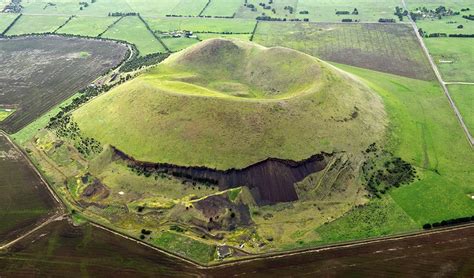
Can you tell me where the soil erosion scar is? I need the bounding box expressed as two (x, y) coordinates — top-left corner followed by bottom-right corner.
(114, 147), (331, 204)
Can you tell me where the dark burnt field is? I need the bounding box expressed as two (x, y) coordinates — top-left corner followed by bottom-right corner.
(0, 133), (58, 244)
(1, 219), (474, 277)
(0, 36), (128, 133)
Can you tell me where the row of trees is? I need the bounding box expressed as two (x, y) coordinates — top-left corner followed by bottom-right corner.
(423, 216), (474, 230)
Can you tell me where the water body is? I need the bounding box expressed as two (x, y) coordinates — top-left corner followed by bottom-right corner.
(1, 219), (474, 277)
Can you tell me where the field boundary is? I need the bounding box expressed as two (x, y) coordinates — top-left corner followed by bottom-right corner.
(198, 0), (212, 17)
(53, 15), (75, 33)
(138, 15), (170, 52)
(249, 20), (259, 41)
(0, 13), (22, 36)
(97, 15), (124, 37)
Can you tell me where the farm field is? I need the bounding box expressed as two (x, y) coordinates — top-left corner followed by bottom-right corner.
(145, 17), (256, 33)
(2, 219), (474, 276)
(0, 13), (15, 33)
(0, 133), (57, 244)
(448, 85), (474, 135)
(201, 0), (242, 17)
(101, 16), (165, 55)
(57, 16), (117, 37)
(253, 22), (434, 80)
(5, 14), (68, 35)
(160, 37), (199, 52)
(424, 38), (474, 82)
(0, 36), (127, 133)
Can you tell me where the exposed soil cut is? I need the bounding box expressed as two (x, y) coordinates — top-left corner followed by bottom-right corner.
(115, 147), (330, 204)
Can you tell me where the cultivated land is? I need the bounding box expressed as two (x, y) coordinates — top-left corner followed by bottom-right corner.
(253, 22), (434, 80)
(101, 16), (165, 56)
(0, 133), (57, 244)
(448, 85), (474, 134)
(0, 36), (127, 133)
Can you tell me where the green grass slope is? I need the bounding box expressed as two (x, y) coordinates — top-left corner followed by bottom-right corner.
(73, 39), (386, 169)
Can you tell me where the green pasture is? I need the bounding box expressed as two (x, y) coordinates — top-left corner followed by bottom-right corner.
(145, 17), (255, 33)
(202, 0), (242, 17)
(102, 16), (165, 55)
(0, 13), (16, 33)
(6, 14), (68, 35)
(57, 16), (117, 36)
(424, 38), (474, 82)
(448, 84), (474, 134)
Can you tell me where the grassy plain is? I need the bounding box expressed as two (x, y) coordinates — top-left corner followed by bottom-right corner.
(102, 16), (165, 55)
(448, 85), (474, 134)
(424, 38), (474, 82)
(254, 22), (434, 80)
(6, 14), (68, 35)
(57, 16), (117, 37)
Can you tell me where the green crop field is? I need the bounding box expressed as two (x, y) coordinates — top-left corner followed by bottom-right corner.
(0, 13), (16, 33)
(254, 22), (434, 80)
(102, 16), (165, 55)
(57, 16), (117, 36)
(202, 0), (242, 17)
(145, 17), (255, 33)
(424, 38), (474, 82)
(448, 85), (474, 134)
(6, 14), (68, 35)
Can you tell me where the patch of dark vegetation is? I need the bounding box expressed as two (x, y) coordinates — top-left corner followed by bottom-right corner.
(362, 143), (416, 197)
(81, 179), (110, 200)
(48, 115), (101, 157)
(463, 14), (474, 21)
(119, 52), (170, 72)
(423, 216), (474, 230)
(378, 18), (396, 23)
(0, 36), (128, 133)
(410, 6), (460, 22)
(2, 0), (22, 13)
(193, 194), (253, 231)
(116, 147), (331, 204)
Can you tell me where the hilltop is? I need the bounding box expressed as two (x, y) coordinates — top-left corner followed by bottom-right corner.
(73, 38), (386, 169)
